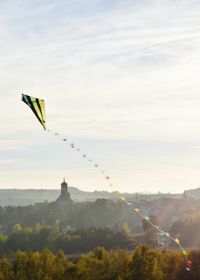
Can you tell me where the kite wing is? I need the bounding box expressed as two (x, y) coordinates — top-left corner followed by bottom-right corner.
(22, 94), (46, 130)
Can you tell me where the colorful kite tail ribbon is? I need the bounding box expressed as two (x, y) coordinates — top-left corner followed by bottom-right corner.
(111, 191), (191, 271)
(45, 127), (115, 189)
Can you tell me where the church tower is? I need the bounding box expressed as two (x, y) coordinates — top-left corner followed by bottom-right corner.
(56, 178), (72, 202)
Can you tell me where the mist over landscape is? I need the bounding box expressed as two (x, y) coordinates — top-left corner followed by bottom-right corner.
(0, 185), (198, 206)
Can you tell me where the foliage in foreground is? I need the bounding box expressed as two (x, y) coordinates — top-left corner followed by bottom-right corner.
(0, 245), (199, 280)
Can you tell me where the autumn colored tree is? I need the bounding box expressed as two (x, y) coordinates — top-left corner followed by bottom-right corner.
(129, 244), (164, 280)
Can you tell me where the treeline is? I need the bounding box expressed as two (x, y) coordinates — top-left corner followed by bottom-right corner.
(0, 199), (141, 232)
(0, 225), (135, 256)
(0, 199), (200, 248)
(0, 245), (198, 280)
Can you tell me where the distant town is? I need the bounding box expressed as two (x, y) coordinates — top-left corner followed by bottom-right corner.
(0, 179), (199, 206)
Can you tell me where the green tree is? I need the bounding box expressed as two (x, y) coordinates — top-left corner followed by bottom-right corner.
(129, 244), (164, 280)
(0, 258), (14, 280)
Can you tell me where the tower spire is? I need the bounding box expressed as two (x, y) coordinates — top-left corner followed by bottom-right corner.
(56, 178), (72, 202)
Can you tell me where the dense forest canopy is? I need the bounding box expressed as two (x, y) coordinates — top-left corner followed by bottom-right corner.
(0, 246), (198, 280)
(0, 195), (199, 251)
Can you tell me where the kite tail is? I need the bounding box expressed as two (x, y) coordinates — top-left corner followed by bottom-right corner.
(116, 192), (192, 271)
(46, 128), (114, 189)
(46, 127), (192, 271)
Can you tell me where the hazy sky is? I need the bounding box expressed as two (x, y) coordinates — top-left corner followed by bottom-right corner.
(1, 0), (200, 193)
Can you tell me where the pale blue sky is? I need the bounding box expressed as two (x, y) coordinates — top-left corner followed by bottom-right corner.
(1, 0), (200, 192)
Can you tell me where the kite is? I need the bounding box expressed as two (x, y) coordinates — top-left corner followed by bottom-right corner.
(21, 94), (114, 189)
(22, 94), (46, 130)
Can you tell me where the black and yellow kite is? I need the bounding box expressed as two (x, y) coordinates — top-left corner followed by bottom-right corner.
(22, 94), (46, 130)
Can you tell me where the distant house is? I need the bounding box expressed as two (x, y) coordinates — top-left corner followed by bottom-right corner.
(56, 178), (72, 203)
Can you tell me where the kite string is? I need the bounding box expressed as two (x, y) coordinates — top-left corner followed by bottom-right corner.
(46, 128), (114, 188)
(46, 128), (191, 271)
(114, 192), (191, 271)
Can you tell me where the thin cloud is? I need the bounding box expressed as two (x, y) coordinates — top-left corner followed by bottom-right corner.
(1, 0), (200, 191)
